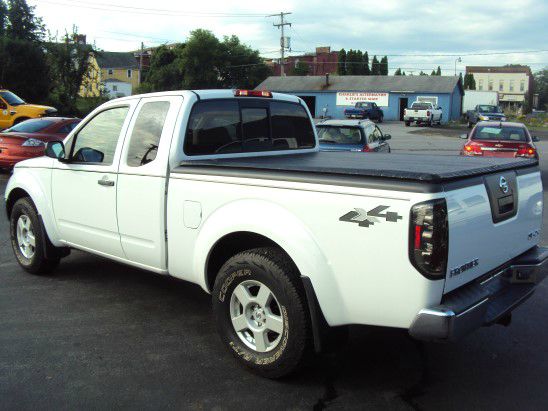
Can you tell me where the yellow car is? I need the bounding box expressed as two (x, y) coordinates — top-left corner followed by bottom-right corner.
(0, 90), (57, 130)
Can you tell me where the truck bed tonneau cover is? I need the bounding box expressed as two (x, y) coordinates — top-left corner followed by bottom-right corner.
(178, 152), (537, 183)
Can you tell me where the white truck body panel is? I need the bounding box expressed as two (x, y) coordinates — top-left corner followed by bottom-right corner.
(463, 91), (499, 113)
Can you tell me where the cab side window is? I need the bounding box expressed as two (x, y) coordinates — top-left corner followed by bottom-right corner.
(372, 126), (383, 141)
(70, 106), (129, 165)
(126, 101), (170, 167)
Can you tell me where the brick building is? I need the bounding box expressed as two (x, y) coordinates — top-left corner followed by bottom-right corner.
(270, 46), (339, 76)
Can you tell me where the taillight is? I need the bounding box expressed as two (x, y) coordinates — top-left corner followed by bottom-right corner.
(463, 144), (482, 156)
(362, 145), (372, 152)
(409, 199), (448, 280)
(516, 147), (537, 158)
(234, 89), (272, 98)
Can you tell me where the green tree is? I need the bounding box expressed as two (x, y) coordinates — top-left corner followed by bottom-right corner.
(355, 50), (364, 74)
(292, 60), (309, 76)
(337, 48), (346, 75)
(380, 56), (388, 75)
(402, 71), (406, 76)
(394, 68), (402, 75)
(140, 44), (184, 92)
(371, 55), (380, 75)
(534, 68), (548, 110)
(218, 35), (270, 89)
(419, 71), (427, 76)
(436, 66), (441, 76)
(463, 72), (476, 90)
(6, 0), (44, 42)
(345, 49), (355, 75)
(363, 51), (370, 75)
(0, 0), (7, 36)
(46, 29), (96, 115)
(431, 70), (436, 76)
(0, 36), (49, 101)
(180, 29), (222, 89)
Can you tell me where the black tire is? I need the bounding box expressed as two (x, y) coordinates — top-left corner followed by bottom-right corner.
(378, 115), (383, 123)
(405, 121), (410, 127)
(437, 115), (442, 125)
(10, 197), (59, 275)
(212, 247), (310, 378)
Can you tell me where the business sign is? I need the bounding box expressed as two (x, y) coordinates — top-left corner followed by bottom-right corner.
(336, 92), (389, 107)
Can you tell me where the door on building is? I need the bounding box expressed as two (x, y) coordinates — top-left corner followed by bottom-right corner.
(298, 96), (316, 117)
(399, 98), (408, 121)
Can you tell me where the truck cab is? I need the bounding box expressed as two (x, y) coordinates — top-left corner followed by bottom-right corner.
(0, 90), (58, 130)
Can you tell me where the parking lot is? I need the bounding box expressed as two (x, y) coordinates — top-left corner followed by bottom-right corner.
(1, 122), (548, 410)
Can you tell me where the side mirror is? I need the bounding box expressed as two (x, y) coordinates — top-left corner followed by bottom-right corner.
(533, 136), (540, 142)
(383, 134), (392, 140)
(45, 141), (67, 161)
(459, 133), (468, 139)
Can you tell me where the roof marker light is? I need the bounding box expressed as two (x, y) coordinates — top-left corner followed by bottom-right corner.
(234, 90), (272, 98)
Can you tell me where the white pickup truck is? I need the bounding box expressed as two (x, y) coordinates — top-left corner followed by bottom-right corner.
(404, 101), (443, 126)
(5, 90), (547, 378)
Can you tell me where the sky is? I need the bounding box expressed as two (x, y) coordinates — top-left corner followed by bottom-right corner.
(29, 0), (548, 75)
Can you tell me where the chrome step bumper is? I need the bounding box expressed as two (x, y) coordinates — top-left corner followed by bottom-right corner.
(409, 246), (548, 342)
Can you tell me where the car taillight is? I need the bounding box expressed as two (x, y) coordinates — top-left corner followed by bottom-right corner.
(463, 144), (482, 155)
(516, 147), (537, 158)
(234, 89), (272, 98)
(361, 145), (372, 152)
(409, 199), (448, 280)
(426, 111), (430, 116)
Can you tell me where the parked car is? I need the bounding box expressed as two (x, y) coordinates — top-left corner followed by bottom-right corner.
(5, 90), (547, 379)
(465, 104), (506, 128)
(0, 90), (58, 130)
(316, 119), (391, 152)
(459, 122), (539, 159)
(404, 101), (443, 126)
(343, 102), (384, 122)
(0, 117), (80, 170)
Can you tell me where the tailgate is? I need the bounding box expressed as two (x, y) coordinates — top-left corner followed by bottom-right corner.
(444, 169), (543, 293)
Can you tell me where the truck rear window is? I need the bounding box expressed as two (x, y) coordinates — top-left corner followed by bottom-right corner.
(411, 103), (430, 110)
(184, 99), (315, 155)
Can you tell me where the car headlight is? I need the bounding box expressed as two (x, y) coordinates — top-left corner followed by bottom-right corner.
(479, 115), (489, 120)
(501, 117), (507, 121)
(22, 138), (46, 147)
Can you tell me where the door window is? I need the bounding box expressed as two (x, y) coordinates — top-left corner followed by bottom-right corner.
(126, 101), (170, 167)
(70, 106), (129, 165)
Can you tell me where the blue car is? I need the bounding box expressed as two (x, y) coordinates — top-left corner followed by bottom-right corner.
(316, 119), (391, 153)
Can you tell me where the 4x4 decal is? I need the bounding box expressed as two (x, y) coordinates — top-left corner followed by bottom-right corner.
(339, 206), (402, 228)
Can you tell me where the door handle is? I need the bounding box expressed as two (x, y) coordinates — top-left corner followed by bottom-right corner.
(98, 177), (115, 187)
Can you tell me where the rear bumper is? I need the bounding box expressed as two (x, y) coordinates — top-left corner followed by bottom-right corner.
(409, 246), (548, 342)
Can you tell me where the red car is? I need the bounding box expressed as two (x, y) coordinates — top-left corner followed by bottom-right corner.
(0, 117), (80, 170)
(460, 121), (539, 159)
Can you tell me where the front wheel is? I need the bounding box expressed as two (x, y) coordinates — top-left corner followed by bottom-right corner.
(378, 115), (383, 123)
(10, 197), (59, 274)
(212, 247), (310, 378)
(405, 121), (410, 127)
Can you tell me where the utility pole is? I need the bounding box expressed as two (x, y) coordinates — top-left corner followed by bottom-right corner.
(139, 42), (144, 85)
(268, 12), (292, 76)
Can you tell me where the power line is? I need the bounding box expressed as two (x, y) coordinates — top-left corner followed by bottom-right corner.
(35, 0), (274, 17)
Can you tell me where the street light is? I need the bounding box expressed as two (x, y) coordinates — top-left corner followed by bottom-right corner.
(455, 57), (462, 76)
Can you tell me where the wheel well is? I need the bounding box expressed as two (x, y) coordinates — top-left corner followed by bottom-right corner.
(5, 188), (30, 219)
(13, 117), (30, 125)
(206, 231), (290, 292)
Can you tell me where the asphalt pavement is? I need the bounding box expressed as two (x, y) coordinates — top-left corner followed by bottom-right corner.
(1, 123), (547, 410)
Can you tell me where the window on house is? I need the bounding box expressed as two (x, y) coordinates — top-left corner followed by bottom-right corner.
(509, 80), (514, 92)
(520, 81), (525, 92)
(107, 69), (113, 75)
(478, 80), (483, 91)
(488, 80), (493, 91)
(499, 80), (504, 91)
(127, 69), (132, 78)
(112, 85), (118, 91)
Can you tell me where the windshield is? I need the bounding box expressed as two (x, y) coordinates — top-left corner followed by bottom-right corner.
(473, 125), (527, 142)
(477, 105), (501, 113)
(411, 103), (431, 110)
(3, 119), (54, 133)
(317, 126), (363, 144)
(355, 102), (372, 109)
(0, 91), (25, 106)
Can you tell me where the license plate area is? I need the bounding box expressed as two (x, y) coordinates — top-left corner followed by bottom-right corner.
(484, 172), (518, 223)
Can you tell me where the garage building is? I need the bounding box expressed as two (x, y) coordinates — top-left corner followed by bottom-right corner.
(255, 75), (464, 123)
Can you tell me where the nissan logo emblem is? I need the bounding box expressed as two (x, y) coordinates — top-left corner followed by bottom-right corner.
(499, 176), (509, 194)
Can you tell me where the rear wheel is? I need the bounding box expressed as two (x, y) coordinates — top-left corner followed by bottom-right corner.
(10, 197), (59, 274)
(437, 114), (442, 125)
(405, 121), (410, 127)
(212, 247), (310, 378)
(378, 114), (383, 123)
